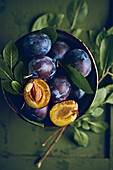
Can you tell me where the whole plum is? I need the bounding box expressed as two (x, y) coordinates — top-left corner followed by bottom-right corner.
(49, 41), (69, 61)
(28, 56), (56, 81)
(70, 85), (85, 101)
(21, 103), (49, 122)
(34, 105), (49, 121)
(50, 76), (71, 103)
(74, 88), (85, 99)
(64, 49), (92, 77)
(23, 33), (51, 58)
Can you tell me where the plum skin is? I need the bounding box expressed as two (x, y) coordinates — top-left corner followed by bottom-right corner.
(28, 56), (56, 81)
(23, 33), (52, 58)
(34, 105), (49, 120)
(70, 85), (85, 101)
(50, 76), (71, 103)
(64, 49), (92, 77)
(21, 104), (49, 122)
(48, 41), (69, 61)
(74, 88), (85, 99)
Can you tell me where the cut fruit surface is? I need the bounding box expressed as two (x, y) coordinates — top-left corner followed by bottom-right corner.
(50, 100), (78, 126)
(24, 78), (51, 108)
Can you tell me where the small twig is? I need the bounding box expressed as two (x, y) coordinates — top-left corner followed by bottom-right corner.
(98, 65), (113, 84)
(108, 72), (113, 77)
(42, 127), (62, 146)
(36, 126), (67, 168)
(98, 71), (108, 84)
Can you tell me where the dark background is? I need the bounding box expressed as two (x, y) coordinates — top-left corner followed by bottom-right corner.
(0, 0), (113, 169)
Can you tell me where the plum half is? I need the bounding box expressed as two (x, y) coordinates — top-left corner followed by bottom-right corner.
(24, 78), (51, 108)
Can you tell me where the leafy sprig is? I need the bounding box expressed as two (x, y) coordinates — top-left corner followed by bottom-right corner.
(70, 84), (113, 146)
(0, 41), (27, 95)
(89, 27), (113, 79)
(71, 110), (109, 147)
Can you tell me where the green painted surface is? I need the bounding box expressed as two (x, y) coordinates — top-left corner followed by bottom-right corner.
(0, 0), (112, 169)
(0, 157), (110, 170)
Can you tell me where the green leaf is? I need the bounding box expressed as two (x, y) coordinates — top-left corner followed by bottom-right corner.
(1, 79), (18, 94)
(89, 121), (109, 133)
(31, 12), (64, 32)
(91, 107), (104, 118)
(74, 128), (89, 147)
(0, 54), (2, 59)
(70, 119), (82, 128)
(67, 0), (88, 31)
(100, 35), (113, 73)
(105, 93), (113, 104)
(71, 28), (82, 38)
(91, 88), (107, 108)
(3, 40), (19, 72)
(82, 121), (90, 130)
(76, 120), (82, 128)
(11, 81), (23, 94)
(19, 113), (44, 127)
(93, 48), (100, 70)
(107, 26), (113, 35)
(39, 26), (57, 44)
(83, 115), (94, 122)
(0, 58), (13, 80)
(63, 64), (93, 94)
(96, 28), (108, 47)
(14, 61), (27, 85)
(105, 84), (113, 94)
(89, 30), (99, 49)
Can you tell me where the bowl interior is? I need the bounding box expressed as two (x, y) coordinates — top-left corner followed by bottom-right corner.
(3, 30), (98, 127)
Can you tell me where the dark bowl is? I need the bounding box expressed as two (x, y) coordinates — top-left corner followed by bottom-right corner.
(3, 30), (98, 127)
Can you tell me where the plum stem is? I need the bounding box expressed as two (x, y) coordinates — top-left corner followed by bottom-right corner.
(42, 127), (63, 146)
(36, 126), (67, 168)
(24, 74), (33, 79)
